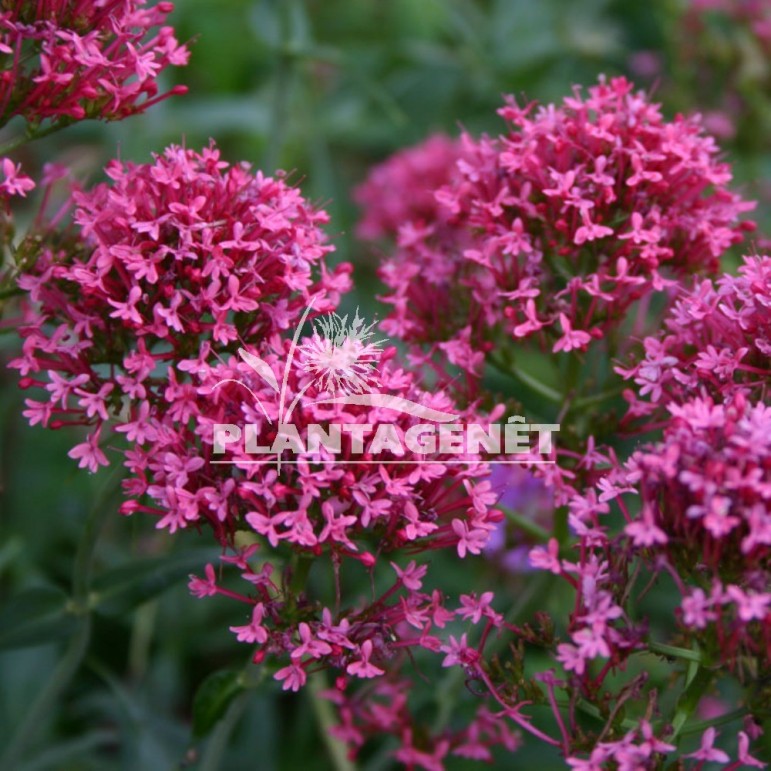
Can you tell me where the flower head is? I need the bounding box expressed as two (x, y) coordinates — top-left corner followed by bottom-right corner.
(0, 0), (189, 125)
(357, 76), (754, 393)
(300, 308), (383, 394)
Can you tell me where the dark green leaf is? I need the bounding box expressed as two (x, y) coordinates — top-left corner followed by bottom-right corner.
(0, 586), (78, 650)
(91, 549), (216, 616)
(192, 669), (244, 738)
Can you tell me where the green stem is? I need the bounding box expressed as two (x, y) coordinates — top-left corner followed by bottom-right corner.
(0, 286), (23, 300)
(198, 690), (251, 771)
(0, 120), (71, 156)
(572, 384), (625, 410)
(506, 570), (555, 622)
(128, 600), (159, 681)
(565, 354), (581, 394)
(671, 665), (714, 739)
(0, 617), (91, 770)
(554, 697), (638, 732)
(648, 641), (703, 664)
(677, 707), (749, 736)
(553, 507), (568, 545)
(431, 668), (466, 734)
(488, 353), (563, 403)
(501, 505), (550, 542)
(72, 468), (123, 604)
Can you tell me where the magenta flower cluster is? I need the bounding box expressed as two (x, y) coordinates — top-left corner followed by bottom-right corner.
(12, 142), (349, 468)
(9, 142), (507, 737)
(0, 0), (188, 126)
(2, 8), (768, 767)
(356, 76), (754, 393)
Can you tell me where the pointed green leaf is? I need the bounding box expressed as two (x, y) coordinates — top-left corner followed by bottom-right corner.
(192, 669), (245, 738)
(91, 549), (215, 615)
(0, 586), (78, 650)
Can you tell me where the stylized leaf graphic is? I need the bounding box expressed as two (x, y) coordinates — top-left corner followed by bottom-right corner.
(238, 347), (279, 392)
(209, 379), (272, 423)
(313, 394), (459, 422)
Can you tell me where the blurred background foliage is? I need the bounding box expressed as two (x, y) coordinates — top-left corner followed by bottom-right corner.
(1, 0), (769, 769)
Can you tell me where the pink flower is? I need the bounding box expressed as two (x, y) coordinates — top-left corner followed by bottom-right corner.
(573, 210), (614, 245)
(358, 76), (753, 394)
(188, 564), (218, 598)
(391, 560), (428, 592)
(439, 633), (480, 670)
(613, 392), (771, 656)
(618, 255), (771, 414)
(552, 314), (591, 354)
(0, 1), (188, 125)
(681, 589), (715, 629)
(684, 728), (730, 762)
(736, 730), (766, 768)
(346, 640), (384, 678)
(529, 538), (563, 574)
(274, 662), (307, 692)
(229, 603), (268, 644)
(67, 430), (109, 473)
(556, 642), (586, 675)
(451, 518), (489, 558)
(291, 622), (332, 660)
(725, 586), (771, 623)
(0, 158), (35, 197)
(457, 591), (497, 625)
(624, 506), (668, 547)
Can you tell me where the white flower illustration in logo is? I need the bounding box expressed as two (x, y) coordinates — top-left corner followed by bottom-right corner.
(210, 298), (460, 470)
(299, 308), (383, 395)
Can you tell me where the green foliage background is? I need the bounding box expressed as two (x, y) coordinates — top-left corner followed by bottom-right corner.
(0, 1), (769, 769)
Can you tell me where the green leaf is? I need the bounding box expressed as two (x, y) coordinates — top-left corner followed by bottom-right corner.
(90, 549), (216, 616)
(672, 665), (714, 738)
(0, 586), (78, 650)
(17, 729), (115, 771)
(192, 669), (245, 738)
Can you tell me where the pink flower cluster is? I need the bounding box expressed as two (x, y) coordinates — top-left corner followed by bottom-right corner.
(12, 143), (349, 465)
(179, 343), (503, 691)
(619, 253), (771, 417)
(328, 682), (521, 767)
(354, 133), (463, 242)
(618, 394), (769, 653)
(7, 49), (770, 765)
(0, 0), (188, 126)
(356, 76), (755, 386)
(10, 143), (509, 729)
(607, 255), (771, 663)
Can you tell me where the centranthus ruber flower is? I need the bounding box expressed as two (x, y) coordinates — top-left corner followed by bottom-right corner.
(11, 142), (350, 475)
(10, 135), (507, 732)
(0, 0), (189, 127)
(618, 253), (771, 423)
(0, 157), (34, 199)
(175, 341), (519, 760)
(356, 76), (754, 396)
(604, 393), (770, 662)
(354, 133), (463, 241)
(0, 156), (35, 268)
